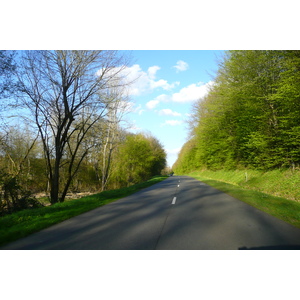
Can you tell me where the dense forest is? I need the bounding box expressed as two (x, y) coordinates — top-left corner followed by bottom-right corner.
(173, 50), (300, 173)
(0, 50), (166, 214)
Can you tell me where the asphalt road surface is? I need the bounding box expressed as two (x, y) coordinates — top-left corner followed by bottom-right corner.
(2, 176), (300, 250)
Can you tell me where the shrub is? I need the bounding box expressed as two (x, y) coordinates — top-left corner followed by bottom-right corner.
(0, 172), (43, 216)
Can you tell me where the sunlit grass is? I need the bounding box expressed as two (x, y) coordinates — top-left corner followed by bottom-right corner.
(188, 172), (300, 228)
(188, 169), (300, 201)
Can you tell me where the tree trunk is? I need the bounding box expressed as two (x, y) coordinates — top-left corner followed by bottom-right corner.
(61, 177), (72, 204)
(101, 147), (113, 191)
(50, 158), (60, 204)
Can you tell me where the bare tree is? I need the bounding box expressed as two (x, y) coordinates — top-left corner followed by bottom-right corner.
(99, 88), (130, 191)
(16, 50), (131, 204)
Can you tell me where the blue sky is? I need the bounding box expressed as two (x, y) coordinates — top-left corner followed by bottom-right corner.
(119, 50), (225, 167)
(5, 50), (225, 168)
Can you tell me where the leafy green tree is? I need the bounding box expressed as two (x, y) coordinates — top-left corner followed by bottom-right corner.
(114, 133), (166, 187)
(146, 133), (167, 176)
(173, 138), (198, 174)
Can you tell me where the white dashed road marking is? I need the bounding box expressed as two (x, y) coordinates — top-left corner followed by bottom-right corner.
(172, 197), (177, 205)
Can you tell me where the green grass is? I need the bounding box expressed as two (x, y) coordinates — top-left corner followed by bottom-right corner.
(187, 169), (300, 201)
(0, 175), (168, 247)
(187, 171), (300, 229)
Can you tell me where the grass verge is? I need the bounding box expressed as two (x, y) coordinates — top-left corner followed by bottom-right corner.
(187, 172), (300, 229)
(0, 175), (168, 247)
(187, 169), (300, 201)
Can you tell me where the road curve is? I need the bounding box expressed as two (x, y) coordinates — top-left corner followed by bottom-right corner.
(2, 176), (300, 250)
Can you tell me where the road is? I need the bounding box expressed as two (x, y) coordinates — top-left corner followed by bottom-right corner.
(2, 176), (300, 250)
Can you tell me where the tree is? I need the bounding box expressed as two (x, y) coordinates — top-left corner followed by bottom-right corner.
(0, 125), (44, 215)
(114, 133), (166, 187)
(16, 50), (131, 204)
(146, 133), (167, 176)
(0, 125), (39, 179)
(98, 89), (130, 191)
(172, 139), (198, 174)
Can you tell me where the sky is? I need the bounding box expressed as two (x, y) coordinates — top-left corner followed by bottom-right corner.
(119, 50), (225, 168)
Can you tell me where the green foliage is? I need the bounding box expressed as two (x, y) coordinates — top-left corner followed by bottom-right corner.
(174, 51), (300, 173)
(113, 133), (166, 187)
(173, 139), (198, 174)
(0, 171), (44, 216)
(0, 123), (166, 203)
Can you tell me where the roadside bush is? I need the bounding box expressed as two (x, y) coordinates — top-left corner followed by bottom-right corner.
(0, 172), (44, 216)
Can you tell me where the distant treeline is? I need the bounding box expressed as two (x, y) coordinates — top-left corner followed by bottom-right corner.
(173, 50), (300, 173)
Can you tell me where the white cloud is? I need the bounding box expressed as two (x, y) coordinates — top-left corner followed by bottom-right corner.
(124, 64), (150, 96)
(172, 81), (213, 103)
(145, 81), (213, 109)
(173, 60), (189, 72)
(148, 66), (160, 80)
(146, 100), (160, 110)
(150, 79), (180, 90)
(161, 120), (183, 126)
(105, 64), (179, 96)
(146, 94), (172, 110)
(155, 94), (171, 102)
(158, 108), (181, 117)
